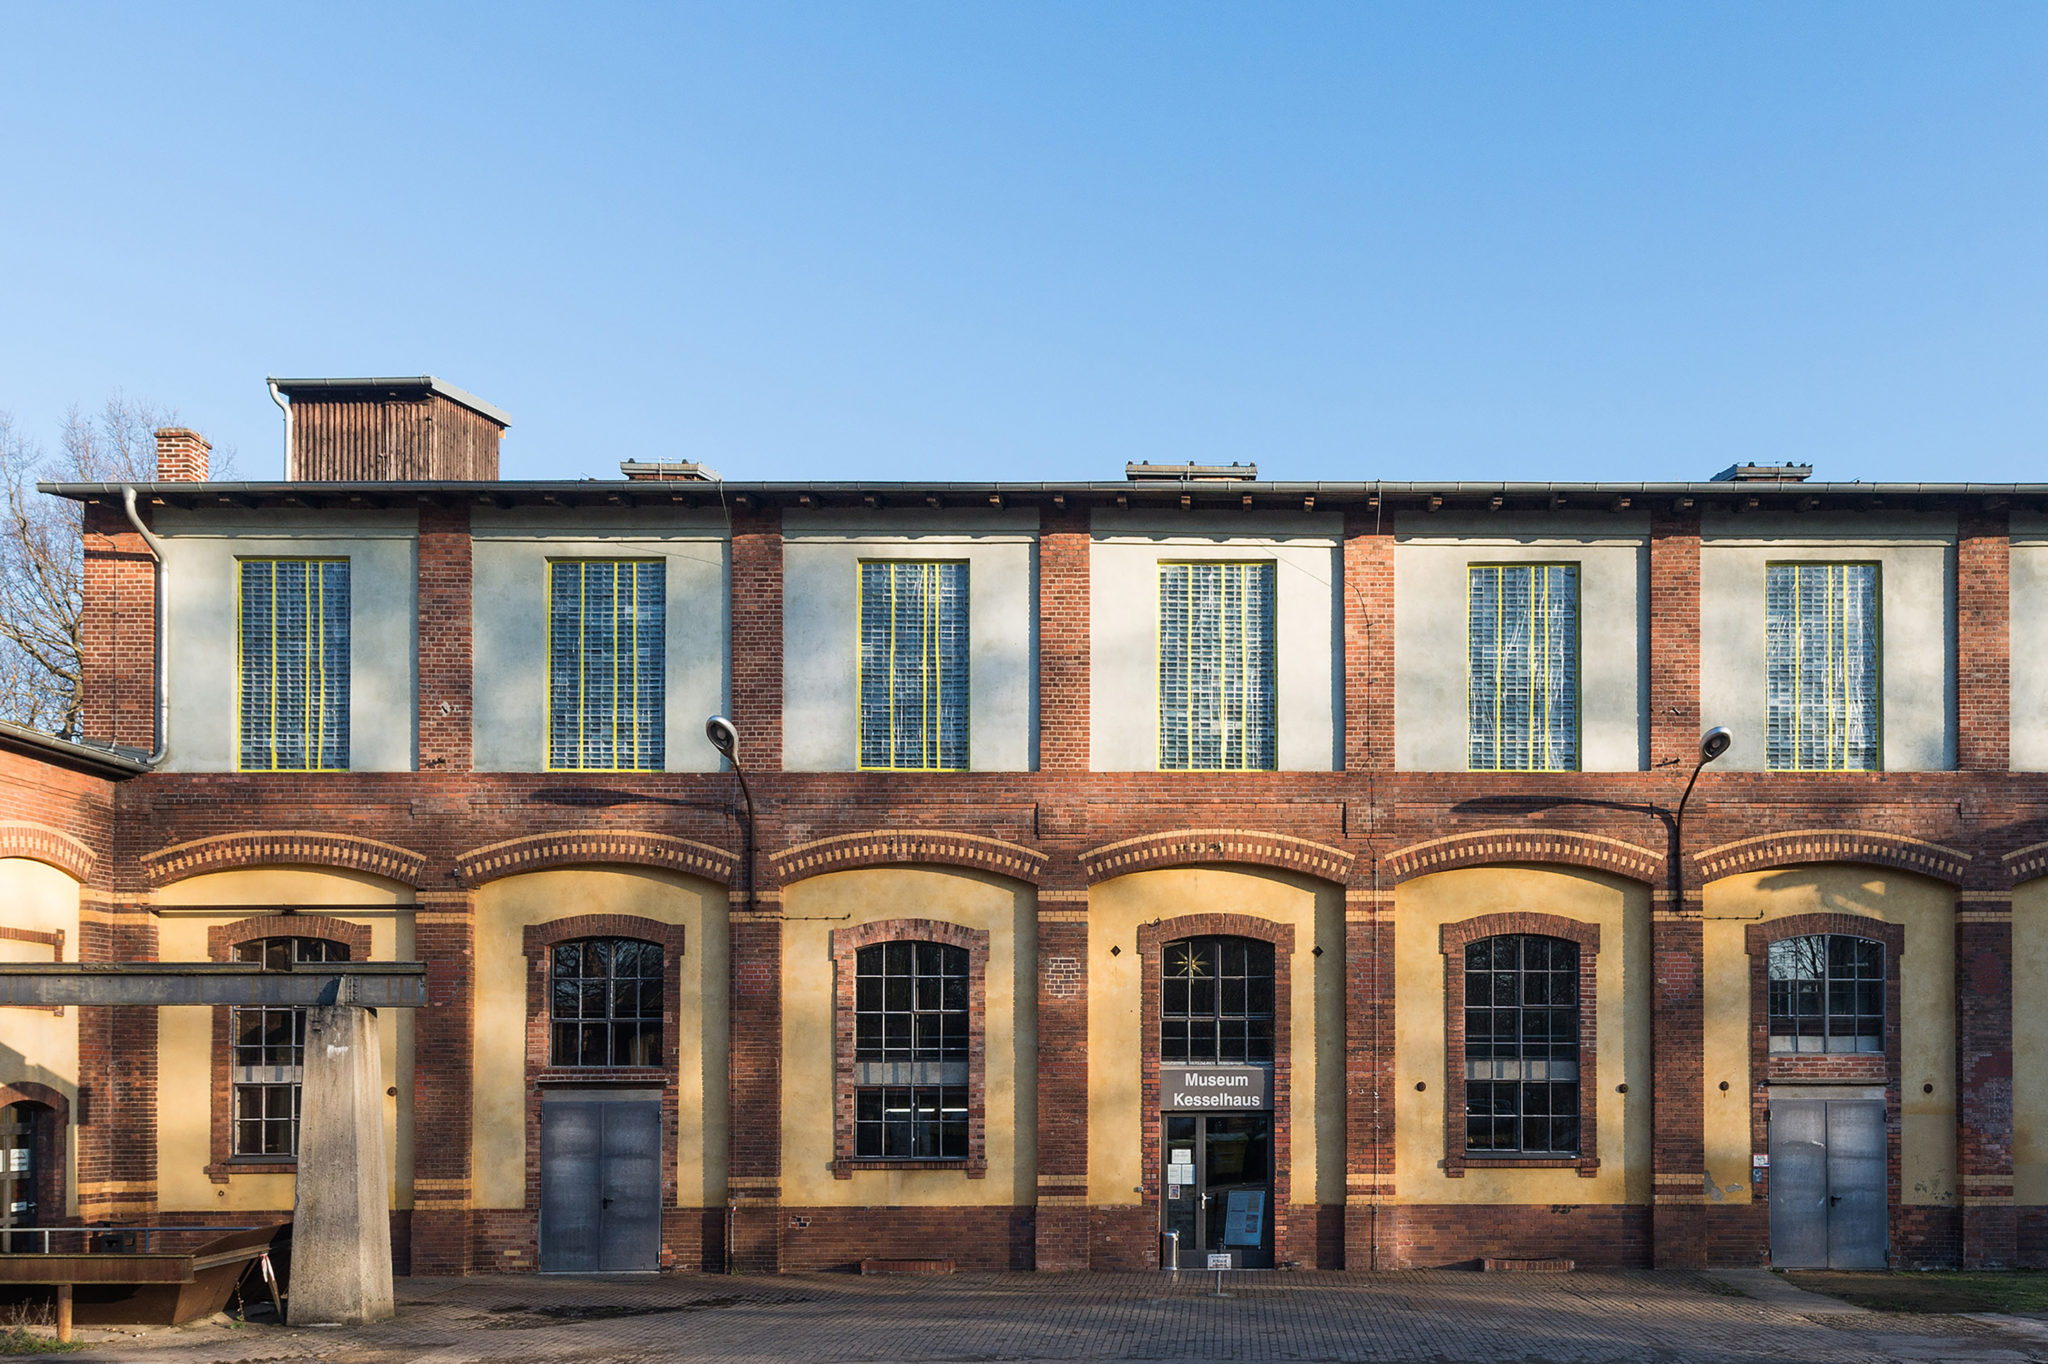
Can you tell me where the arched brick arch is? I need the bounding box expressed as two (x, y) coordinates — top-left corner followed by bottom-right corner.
(2002, 842), (2048, 887)
(455, 829), (738, 887)
(1381, 828), (1661, 886)
(1693, 829), (1970, 886)
(142, 831), (427, 888)
(0, 822), (95, 883)
(771, 830), (1046, 885)
(1081, 829), (1351, 884)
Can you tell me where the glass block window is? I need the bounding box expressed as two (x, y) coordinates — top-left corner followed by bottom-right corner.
(1468, 564), (1579, 771)
(238, 559), (349, 771)
(1464, 935), (1580, 1156)
(1158, 561), (1276, 771)
(853, 942), (969, 1160)
(1768, 934), (1884, 1054)
(1766, 562), (1879, 771)
(551, 938), (665, 1067)
(231, 937), (350, 1158)
(858, 561), (969, 771)
(548, 560), (665, 771)
(1161, 936), (1276, 1063)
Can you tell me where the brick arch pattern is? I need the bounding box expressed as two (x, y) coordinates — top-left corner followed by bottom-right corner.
(0, 1082), (69, 1230)
(0, 822), (95, 884)
(2001, 842), (2048, 887)
(1134, 913), (1298, 1266)
(142, 831), (427, 888)
(827, 918), (991, 1179)
(1383, 828), (1661, 886)
(1082, 829), (1351, 884)
(1694, 829), (1970, 887)
(772, 830), (1046, 885)
(203, 912), (376, 1185)
(455, 830), (738, 888)
(1438, 912), (1604, 1180)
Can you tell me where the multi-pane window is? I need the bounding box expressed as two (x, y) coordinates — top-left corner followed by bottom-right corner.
(550, 938), (664, 1067)
(1766, 562), (1879, 771)
(1158, 562), (1276, 771)
(1464, 935), (1580, 1156)
(853, 942), (968, 1159)
(857, 561), (969, 771)
(238, 559), (349, 771)
(231, 937), (349, 1158)
(1768, 934), (1884, 1054)
(1161, 936), (1275, 1063)
(548, 560), (665, 771)
(1468, 564), (1578, 771)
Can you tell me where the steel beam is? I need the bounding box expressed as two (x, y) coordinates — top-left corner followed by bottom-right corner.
(0, 963), (427, 1009)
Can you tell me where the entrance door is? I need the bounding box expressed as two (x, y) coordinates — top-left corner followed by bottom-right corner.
(540, 1100), (662, 1272)
(1769, 1096), (1886, 1269)
(0, 1105), (37, 1253)
(1161, 1114), (1273, 1268)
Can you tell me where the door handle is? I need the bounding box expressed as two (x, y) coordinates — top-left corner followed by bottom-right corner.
(603, 1198), (614, 1208)
(1828, 1195), (1841, 1206)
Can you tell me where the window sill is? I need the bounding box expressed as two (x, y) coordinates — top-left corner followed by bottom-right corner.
(1450, 1154), (1601, 1178)
(208, 1158), (296, 1181)
(536, 1067), (669, 1085)
(833, 1158), (984, 1179)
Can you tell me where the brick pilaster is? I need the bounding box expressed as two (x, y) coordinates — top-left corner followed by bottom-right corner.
(1957, 511), (2010, 772)
(1034, 891), (1089, 1269)
(416, 506), (473, 772)
(1038, 509), (1090, 772)
(1343, 888), (1395, 1269)
(408, 892), (474, 1273)
(1342, 509), (1395, 771)
(732, 508), (784, 771)
(1957, 895), (2016, 1266)
(1651, 905), (1706, 1266)
(1648, 511), (1702, 769)
(728, 904), (783, 1271)
(75, 897), (157, 1223)
(79, 501), (157, 751)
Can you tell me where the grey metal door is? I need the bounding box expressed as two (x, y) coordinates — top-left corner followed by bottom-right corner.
(540, 1100), (661, 1273)
(1769, 1097), (1886, 1269)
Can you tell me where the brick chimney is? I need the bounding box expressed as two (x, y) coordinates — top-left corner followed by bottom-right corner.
(155, 427), (211, 482)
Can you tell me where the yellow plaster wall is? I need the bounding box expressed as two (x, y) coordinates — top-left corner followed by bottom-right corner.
(0, 858), (80, 1216)
(780, 867), (1037, 1207)
(1701, 867), (1955, 1209)
(2008, 880), (2048, 1204)
(155, 867), (415, 1213)
(1085, 867), (1345, 1208)
(1394, 866), (1652, 1205)
(471, 868), (728, 1209)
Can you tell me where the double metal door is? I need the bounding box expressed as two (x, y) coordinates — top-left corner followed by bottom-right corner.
(1768, 1097), (1886, 1269)
(1161, 1114), (1273, 1269)
(539, 1099), (662, 1273)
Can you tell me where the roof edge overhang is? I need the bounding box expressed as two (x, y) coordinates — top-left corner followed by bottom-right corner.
(267, 376), (511, 429)
(0, 720), (149, 779)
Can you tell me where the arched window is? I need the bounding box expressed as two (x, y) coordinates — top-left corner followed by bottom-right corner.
(853, 941), (967, 1159)
(1465, 934), (1580, 1156)
(232, 936), (349, 1158)
(551, 939), (664, 1067)
(1768, 934), (1883, 1054)
(1161, 936), (1275, 1063)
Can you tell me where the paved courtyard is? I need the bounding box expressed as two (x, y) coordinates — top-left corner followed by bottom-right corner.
(28, 1268), (2048, 1364)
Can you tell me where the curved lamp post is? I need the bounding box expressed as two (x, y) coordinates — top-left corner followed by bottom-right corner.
(704, 715), (753, 916)
(1672, 726), (1733, 911)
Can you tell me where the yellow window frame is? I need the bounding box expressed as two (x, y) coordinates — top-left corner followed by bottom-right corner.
(1766, 560), (1884, 773)
(1154, 559), (1278, 773)
(855, 558), (971, 772)
(545, 558), (665, 773)
(234, 557), (350, 774)
(1465, 561), (1582, 773)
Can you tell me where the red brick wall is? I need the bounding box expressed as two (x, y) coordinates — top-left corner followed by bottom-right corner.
(416, 506), (473, 772)
(79, 501), (157, 751)
(1038, 508), (1090, 773)
(1957, 510), (2010, 772)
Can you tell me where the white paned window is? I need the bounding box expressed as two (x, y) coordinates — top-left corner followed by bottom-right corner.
(1158, 561), (1276, 771)
(238, 558), (350, 772)
(547, 560), (665, 771)
(1467, 564), (1579, 771)
(858, 560), (969, 771)
(1766, 563), (1879, 771)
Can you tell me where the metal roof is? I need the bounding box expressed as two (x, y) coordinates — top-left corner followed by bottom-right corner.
(268, 376), (512, 428)
(0, 719), (148, 777)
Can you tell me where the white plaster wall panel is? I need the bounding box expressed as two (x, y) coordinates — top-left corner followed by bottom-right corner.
(2011, 512), (2048, 770)
(470, 508), (730, 773)
(1698, 511), (1955, 772)
(781, 511), (1038, 772)
(1393, 514), (1648, 772)
(1089, 511), (1341, 772)
(154, 509), (417, 773)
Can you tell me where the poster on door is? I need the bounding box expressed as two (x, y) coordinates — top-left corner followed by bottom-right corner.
(1222, 1189), (1265, 1246)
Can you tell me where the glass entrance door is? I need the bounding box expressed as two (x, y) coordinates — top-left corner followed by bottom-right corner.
(0, 1104), (38, 1252)
(1162, 1114), (1273, 1268)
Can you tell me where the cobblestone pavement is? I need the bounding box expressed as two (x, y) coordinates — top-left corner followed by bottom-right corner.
(27, 1269), (2048, 1364)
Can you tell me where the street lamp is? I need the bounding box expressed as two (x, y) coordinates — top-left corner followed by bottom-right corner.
(1672, 726), (1733, 911)
(704, 716), (754, 916)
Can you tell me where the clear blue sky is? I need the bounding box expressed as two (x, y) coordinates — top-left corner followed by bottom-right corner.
(2, 3), (2044, 483)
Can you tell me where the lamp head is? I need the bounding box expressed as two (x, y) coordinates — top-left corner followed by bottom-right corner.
(704, 715), (739, 761)
(1699, 726), (1733, 764)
